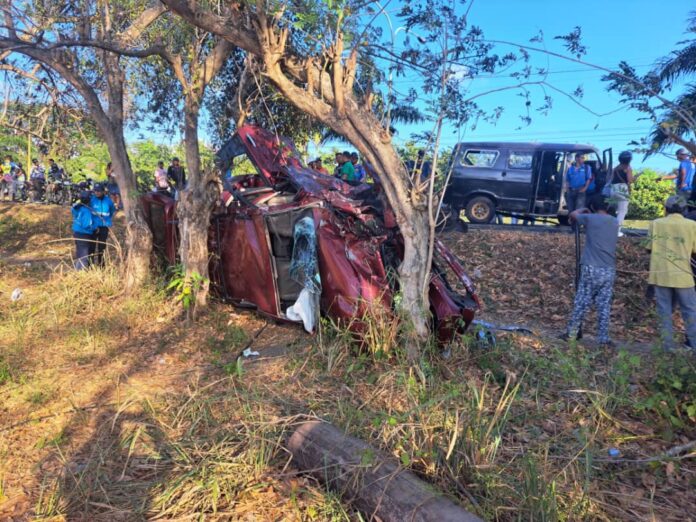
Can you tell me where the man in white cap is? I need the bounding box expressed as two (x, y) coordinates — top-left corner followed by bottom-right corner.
(666, 148), (695, 202)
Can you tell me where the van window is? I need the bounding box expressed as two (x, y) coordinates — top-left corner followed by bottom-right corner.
(460, 150), (499, 168)
(508, 151), (533, 170)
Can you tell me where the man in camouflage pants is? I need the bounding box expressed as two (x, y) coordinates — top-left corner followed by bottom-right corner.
(562, 196), (619, 348)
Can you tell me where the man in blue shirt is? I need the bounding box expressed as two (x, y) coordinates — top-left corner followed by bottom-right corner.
(565, 153), (592, 213)
(89, 183), (116, 267)
(675, 149), (695, 202)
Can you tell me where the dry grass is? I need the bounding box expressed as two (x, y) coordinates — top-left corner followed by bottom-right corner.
(0, 205), (352, 520)
(30, 382), (353, 521)
(287, 322), (696, 520)
(2, 204), (695, 521)
(444, 229), (655, 341)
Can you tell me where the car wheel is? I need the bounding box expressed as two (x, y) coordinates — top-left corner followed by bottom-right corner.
(557, 215), (570, 226)
(465, 196), (495, 224)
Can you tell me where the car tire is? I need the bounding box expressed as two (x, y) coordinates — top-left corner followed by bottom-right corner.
(465, 196), (496, 224)
(557, 215), (570, 226)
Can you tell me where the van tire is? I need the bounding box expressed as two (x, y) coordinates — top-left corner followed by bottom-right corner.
(465, 196), (495, 224)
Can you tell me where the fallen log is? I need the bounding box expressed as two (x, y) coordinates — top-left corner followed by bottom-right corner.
(288, 420), (482, 522)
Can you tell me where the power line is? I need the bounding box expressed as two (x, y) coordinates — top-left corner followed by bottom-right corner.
(441, 126), (646, 138)
(436, 132), (648, 144)
(391, 63), (654, 85)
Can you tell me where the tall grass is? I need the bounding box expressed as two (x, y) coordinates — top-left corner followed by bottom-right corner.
(34, 383), (353, 520)
(0, 264), (166, 383)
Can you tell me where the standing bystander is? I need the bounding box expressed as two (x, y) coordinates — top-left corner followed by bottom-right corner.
(72, 191), (97, 270)
(609, 151), (634, 236)
(677, 149), (695, 201)
(314, 158), (329, 175)
(350, 152), (366, 182)
(337, 151), (356, 183)
(167, 157), (186, 194)
(565, 153), (592, 213)
(155, 161), (170, 193)
(29, 159), (46, 202)
(561, 196), (620, 348)
(89, 183), (116, 266)
(1, 155), (17, 201)
(105, 162), (122, 210)
(665, 149), (695, 201)
(647, 195), (696, 351)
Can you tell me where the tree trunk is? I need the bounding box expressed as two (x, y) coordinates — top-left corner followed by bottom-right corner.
(103, 128), (152, 289)
(288, 420), (482, 522)
(340, 103), (432, 358)
(398, 207), (432, 357)
(177, 97), (217, 316)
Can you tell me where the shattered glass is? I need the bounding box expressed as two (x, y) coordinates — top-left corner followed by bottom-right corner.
(289, 216), (321, 292)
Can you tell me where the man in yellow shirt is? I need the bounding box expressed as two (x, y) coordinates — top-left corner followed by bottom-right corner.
(648, 196), (696, 350)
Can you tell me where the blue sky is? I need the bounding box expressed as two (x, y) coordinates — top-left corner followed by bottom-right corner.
(132, 0), (693, 173)
(386, 0), (694, 172)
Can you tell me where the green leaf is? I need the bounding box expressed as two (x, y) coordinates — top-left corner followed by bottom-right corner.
(400, 452), (411, 467)
(686, 404), (696, 419)
(360, 448), (375, 466)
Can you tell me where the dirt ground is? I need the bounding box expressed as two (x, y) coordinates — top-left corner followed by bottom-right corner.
(1, 203), (694, 521)
(444, 228), (656, 343)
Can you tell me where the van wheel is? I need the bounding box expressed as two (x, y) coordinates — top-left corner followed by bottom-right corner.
(465, 197), (495, 224)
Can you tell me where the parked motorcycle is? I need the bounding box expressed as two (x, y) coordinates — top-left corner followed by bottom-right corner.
(27, 179), (46, 202)
(46, 179), (74, 205)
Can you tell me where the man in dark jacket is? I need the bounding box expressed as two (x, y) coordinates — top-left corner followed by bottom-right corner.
(167, 157), (186, 191)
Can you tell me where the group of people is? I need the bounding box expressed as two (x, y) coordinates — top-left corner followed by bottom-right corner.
(0, 155), (67, 202)
(71, 183), (117, 270)
(565, 151), (635, 236)
(153, 157), (187, 195)
(563, 177), (696, 352)
(566, 147), (696, 237)
(307, 151), (367, 184)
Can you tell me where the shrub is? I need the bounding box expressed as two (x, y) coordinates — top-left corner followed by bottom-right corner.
(627, 168), (674, 220)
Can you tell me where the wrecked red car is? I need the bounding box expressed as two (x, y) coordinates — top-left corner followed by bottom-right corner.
(142, 125), (479, 345)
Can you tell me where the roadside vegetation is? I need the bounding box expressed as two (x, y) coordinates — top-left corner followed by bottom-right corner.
(627, 169), (676, 220)
(1, 206), (694, 520)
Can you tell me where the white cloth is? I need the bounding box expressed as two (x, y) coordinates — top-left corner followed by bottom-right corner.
(286, 288), (318, 333)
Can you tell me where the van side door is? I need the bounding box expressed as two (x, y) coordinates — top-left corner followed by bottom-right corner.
(532, 150), (567, 215)
(502, 150), (534, 212)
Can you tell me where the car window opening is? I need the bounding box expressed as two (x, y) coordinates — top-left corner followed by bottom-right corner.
(461, 149), (499, 168)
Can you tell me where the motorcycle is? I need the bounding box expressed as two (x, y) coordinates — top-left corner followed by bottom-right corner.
(27, 178), (46, 202)
(46, 179), (74, 205)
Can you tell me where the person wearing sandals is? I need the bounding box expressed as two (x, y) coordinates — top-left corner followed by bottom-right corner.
(609, 151), (634, 237)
